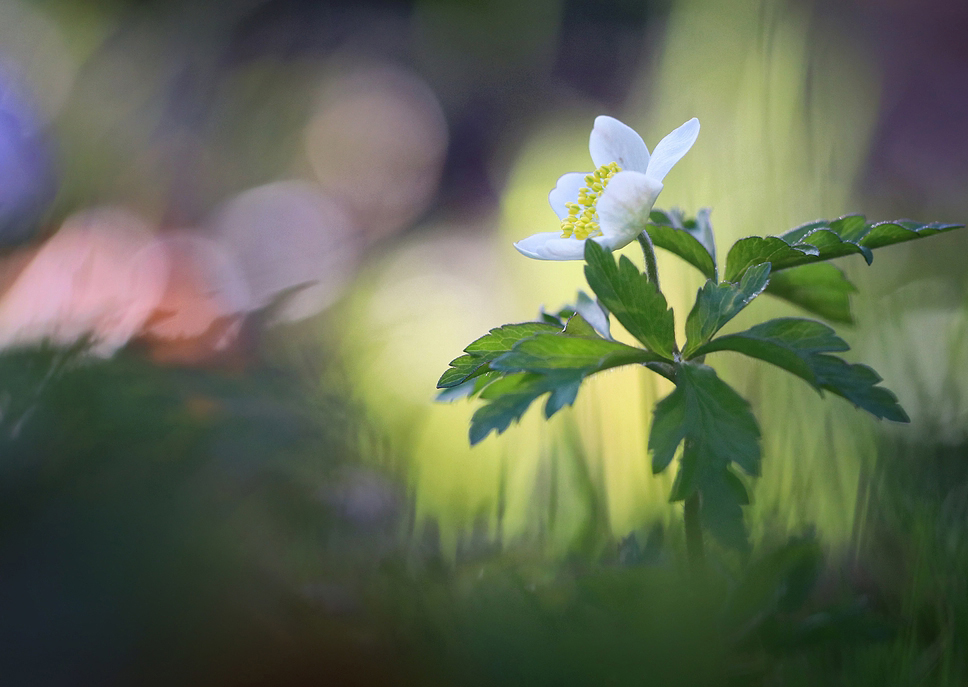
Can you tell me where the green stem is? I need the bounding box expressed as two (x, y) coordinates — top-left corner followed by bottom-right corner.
(684, 490), (705, 573)
(636, 230), (661, 292)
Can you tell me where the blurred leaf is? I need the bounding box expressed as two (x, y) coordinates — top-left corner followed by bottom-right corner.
(767, 600), (894, 650)
(583, 240), (676, 358)
(724, 215), (964, 282)
(682, 263), (771, 357)
(646, 208), (717, 280)
(694, 318), (908, 422)
(437, 322), (560, 388)
(764, 263), (857, 324)
(724, 537), (824, 634)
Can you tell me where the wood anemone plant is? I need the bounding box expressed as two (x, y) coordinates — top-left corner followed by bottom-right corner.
(438, 205), (964, 561)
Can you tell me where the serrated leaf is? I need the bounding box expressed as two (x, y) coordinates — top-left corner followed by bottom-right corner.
(700, 468), (750, 552)
(645, 208), (717, 280)
(725, 215), (964, 282)
(649, 363), (761, 483)
(437, 322), (560, 388)
(468, 329), (662, 444)
(435, 370), (501, 402)
(650, 363), (760, 551)
(694, 318), (908, 422)
(538, 309), (565, 327)
(464, 322), (560, 356)
(693, 318), (849, 387)
(469, 370), (586, 444)
(765, 263), (857, 324)
(469, 372), (556, 444)
(583, 240), (677, 358)
(571, 291), (611, 338)
(563, 312), (599, 338)
(724, 236), (816, 283)
(437, 354), (484, 389)
(683, 263), (771, 357)
(724, 468), (751, 506)
(492, 332), (663, 373)
(810, 355), (909, 422)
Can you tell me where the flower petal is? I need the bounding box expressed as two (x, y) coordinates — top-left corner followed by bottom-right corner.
(596, 170), (663, 247)
(514, 232), (589, 261)
(645, 118), (699, 183)
(589, 116), (650, 173)
(548, 172), (589, 220)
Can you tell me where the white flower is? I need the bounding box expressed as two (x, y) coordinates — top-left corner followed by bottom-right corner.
(514, 116), (700, 261)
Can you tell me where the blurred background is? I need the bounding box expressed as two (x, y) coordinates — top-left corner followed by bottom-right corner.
(0, 0), (967, 684)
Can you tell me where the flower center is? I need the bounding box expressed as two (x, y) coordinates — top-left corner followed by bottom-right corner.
(559, 162), (621, 240)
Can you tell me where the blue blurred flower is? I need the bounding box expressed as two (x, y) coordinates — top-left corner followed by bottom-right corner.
(0, 58), (55, 245)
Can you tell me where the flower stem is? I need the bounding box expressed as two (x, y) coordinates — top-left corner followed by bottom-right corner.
(636, 230), (661, 291)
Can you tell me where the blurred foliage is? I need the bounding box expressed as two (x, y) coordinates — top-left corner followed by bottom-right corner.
(0, 0), (965, 683)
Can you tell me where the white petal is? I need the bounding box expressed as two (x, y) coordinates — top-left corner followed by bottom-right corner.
(548, 172), (589, 220)
(514, 231), (588, 261)
(645, 118), (699, 183)
(589, 116), (650, 173)
(596, 171), (663, 247)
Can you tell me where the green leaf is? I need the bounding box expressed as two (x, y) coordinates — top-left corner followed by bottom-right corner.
(469, 370), (586, 444)
(437, 322), (560, 388)
(724, 537), (823, 631)
(649, 363), (761, 483)
(646, 208), (716, 280)
(646, 224), (717, 281)
(437, 354), (483, 389)
(562, 312), (600, 338)
(492, 332), (663, 373)
(469, 372), (568, 444)
(724, 236), (815, 283)
(649, 207), (716, 257)
(693, 318), (849, 387)
(649, 363), (761, 550)
(570, 291), (612, 339)
(583, 240), (677, 358)
(435, 370), (501, 402)
(724, 467), (751, 506)
(810, 355), (909, 423)
(467, 326), (664, 444)
(700, 468), (750, 552)
(694, 318), (908, 422)
(683, 263), (771, 357)
(724, 215), (964, 282)
(764, 263), (857, 324)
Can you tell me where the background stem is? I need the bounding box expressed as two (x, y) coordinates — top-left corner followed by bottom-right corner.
(684, 491), (705, 573)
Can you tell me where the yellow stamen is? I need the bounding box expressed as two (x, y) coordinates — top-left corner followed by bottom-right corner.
(560, 162), (621, 239)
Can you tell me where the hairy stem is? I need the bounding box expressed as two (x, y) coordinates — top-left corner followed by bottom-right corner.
(636, 230), (661, 292)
